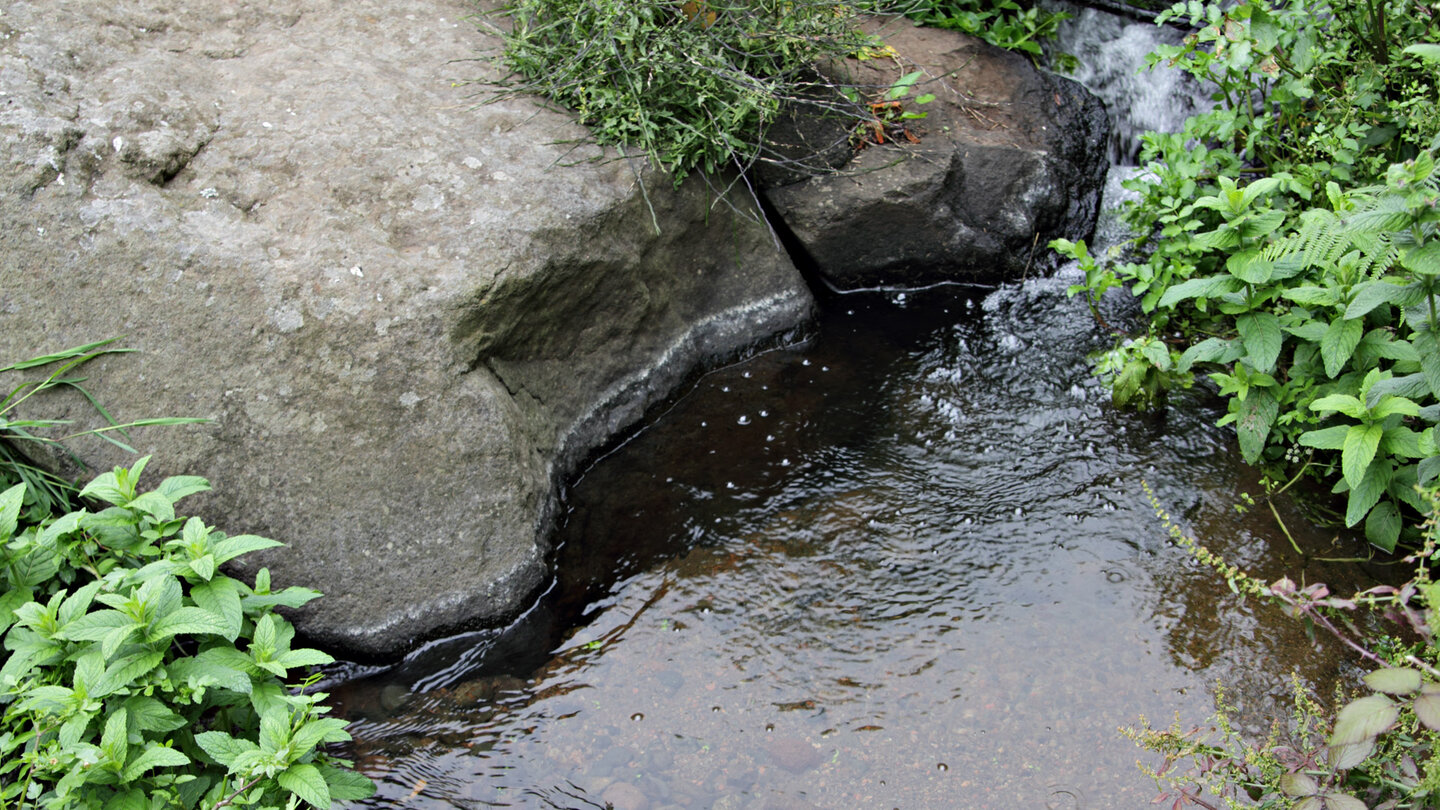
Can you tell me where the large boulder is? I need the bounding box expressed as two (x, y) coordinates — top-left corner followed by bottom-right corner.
(0, 0), (811, 657)
(760, 16), (1110, 289)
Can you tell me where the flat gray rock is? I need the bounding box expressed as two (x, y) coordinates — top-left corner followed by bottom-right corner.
(0, 0), (810, 657)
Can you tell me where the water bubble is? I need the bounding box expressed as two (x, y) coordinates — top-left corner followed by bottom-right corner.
(936, 762), (949, 772)
(721, 385), (730, 393)
(758, 409), (768, 418)
(766, 434), (775, 442)
(630, 713), (645, 722)
(780, 459), (790, 467)
(765, 723), (775, 732)
(742, 371), (752, 378)
(821, 366), (830, 372)
(700, 421), (707, 428)
(711, 706), (722, 713)
(802, 359), (812, 366)
(726, 482), (737, 489)
(737, 415), (751, 425)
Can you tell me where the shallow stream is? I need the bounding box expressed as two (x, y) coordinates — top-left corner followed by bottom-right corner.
(326, 8), (1392, 808)
(329, 276), (1389, 809)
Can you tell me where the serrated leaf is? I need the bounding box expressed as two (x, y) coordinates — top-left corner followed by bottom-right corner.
(1367, 372), (1431, 407)
(1311, 393), (1367, 420)
(1237, 312), (1283, 373)
(1283, 286), (1338, 307)
(1414, 691), (1440, 730)
(126, 491), (175, 523)
(1227, 249), (1275, 284)
(188, 554), (217, 582)
(1324, 793), (1367, 810)
(1419, 331), (1440, 399)
(148, 606), (230, 641)
(1329, 737), (1377, 770)
(1322, 316), (1365, 378)
(0, 587), (32, 635)
(0, 483), (24, 541)
(1347, 461), (1392, 528)
(1236, 387), (1279, 464)
(191, 578), (243, 642)
(276, 648), (335, 670)
(1158, 275), (1241, 309)
(120, 695), (185, 733)
(278, 762), (331, 809)
(101, 707), (130, 765)
(61, 609), (136, 641)
(259, 706), (291, 753)
(212, 534), (284, 566)
(122, 744), (190, 782)
(1346, 279), (1417, 319)
(1364, 667), (1421, 695)
(155, 475), (211, 504)
(1300, 425), (1349, 450)
(289, 718), (352, 757)
(1279, 772), (1319, 796)
(195, 731), (260, 769)
(1343, 423), (1384, 489)
(1177, 337), (1240, 372)
(1295, 797), (1325, 810)
(317, 764), (376, 801)
(93, 650), (165, 699)
(1365, 500), (1402, 552)
(167, 655), (252, 694)
(1403, 240), (1440, 275)
(1331, 694), (1398, 746)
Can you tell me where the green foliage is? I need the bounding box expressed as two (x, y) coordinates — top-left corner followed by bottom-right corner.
(497, 0), (868, 184)
(1059, 0), (1440, 551)
(0, 339), (206, 520)
(1092, 333), (1194, 410)
(881, 0), (1071, 59)
(0, 462), (374, 808)
(1132, 485), (1440, 809)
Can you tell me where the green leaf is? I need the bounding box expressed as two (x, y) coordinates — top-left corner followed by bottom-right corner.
(1177, 337), (1241, 372)
(1299, 425), (1349, 450)
(1342, 423), (1384, 488)
(188, 554), (217, 582)
(1279, 772), (1319, 796)
(1310, 394), (1367, 420)
(167, 653), (252, 694)
(148, 606), (231, 641)
(259, 706), (291, 753)
(1404, 43), (1440, 63)
(1331, 694), (1398, 746)
(289, 718), (352, 757)
(120, 695), (186, 733)
(212, 534), (284, 565)
(1329, 738), (1376, 770)
(1366, 500), (1402, 552)
(1347, 461), (1392, 528)
(1321, 316), (1364, 378)
(1414, 691), (1440, 730)
(62, 609), (136, 641)
(93, 650), (165, 699)
(1158, 275), (1241, 309)
(1236, 387), (1278, 464)
(127, 491), (175, 523)
(318, 764), (376, 801)
(101, 707), (130, 766)
(195, 731), (260, 770)
(1226, 249), (1274, 284)
(191, 578), (244, 642)
(0, 483), (24, 541)
(1366, 372), (1431, 407)
(278, 762), (332, 809)
(122, 744), (190, 782)
(1236, 312), (1282, 373)
(276, 648), (335, 670)
(1363, 667), (1421, 695)
(0, 587), (32, 635)
(1419, 331), (1440, 399)
(155, 475), (211, 504)
(1346, 280), (1419, 319)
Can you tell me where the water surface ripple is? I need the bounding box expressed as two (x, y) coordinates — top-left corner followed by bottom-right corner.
(332, 275), (1385, 809)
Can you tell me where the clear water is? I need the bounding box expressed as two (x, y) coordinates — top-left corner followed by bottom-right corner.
(328, 274), (1389, 810)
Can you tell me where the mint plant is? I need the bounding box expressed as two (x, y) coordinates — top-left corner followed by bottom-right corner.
(0, 461), (374, 809)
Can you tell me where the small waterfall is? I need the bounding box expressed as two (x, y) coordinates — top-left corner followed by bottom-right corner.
(1042, 0), (1213, 165)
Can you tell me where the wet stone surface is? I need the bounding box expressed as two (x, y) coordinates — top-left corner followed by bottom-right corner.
(328, 274), (1389, 809)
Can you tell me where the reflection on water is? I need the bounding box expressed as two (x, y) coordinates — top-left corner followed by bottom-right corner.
(329, 274), (1388, 809)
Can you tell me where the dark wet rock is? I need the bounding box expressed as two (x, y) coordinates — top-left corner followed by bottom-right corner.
(0, 0), (810, 658)
(601, 781), (650, 810)
(761, 16), (1110, 289)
